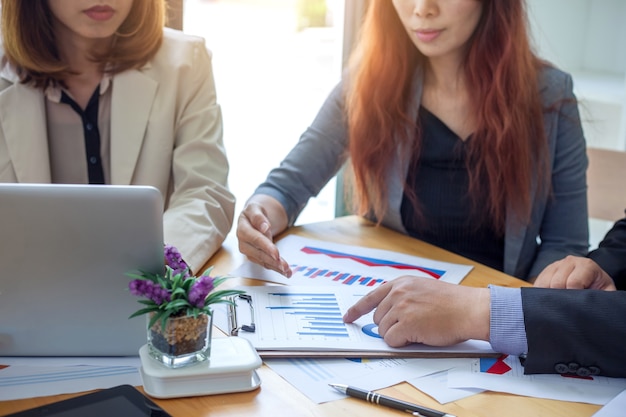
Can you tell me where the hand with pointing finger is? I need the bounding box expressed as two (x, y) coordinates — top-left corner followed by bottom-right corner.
(236, 194), (292, 277)
(343, 276), (490, 347)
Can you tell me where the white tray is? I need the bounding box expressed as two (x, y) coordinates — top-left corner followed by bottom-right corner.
(139, 336), (262, 399)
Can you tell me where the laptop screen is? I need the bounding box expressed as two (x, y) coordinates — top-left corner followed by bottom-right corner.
(0, 184), (164, 356)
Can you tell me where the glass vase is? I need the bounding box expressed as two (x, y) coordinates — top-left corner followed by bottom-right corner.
(147, 312), (212, 368)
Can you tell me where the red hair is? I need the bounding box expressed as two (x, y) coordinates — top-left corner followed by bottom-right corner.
(346, 0), (548, 233)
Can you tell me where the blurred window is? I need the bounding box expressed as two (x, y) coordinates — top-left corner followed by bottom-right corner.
(183, 0), (346, 224)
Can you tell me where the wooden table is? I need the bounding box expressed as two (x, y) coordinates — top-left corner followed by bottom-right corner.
(0, 216), (601, 417)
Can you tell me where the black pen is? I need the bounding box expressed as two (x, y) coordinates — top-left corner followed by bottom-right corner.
(329, 383), (455, 417)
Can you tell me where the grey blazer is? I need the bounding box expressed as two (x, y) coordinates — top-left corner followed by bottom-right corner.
(256, 66), (589, 280)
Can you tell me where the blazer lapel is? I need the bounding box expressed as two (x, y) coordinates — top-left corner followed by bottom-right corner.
(0, 82), (51, 182)
(109, 69), (157, 185)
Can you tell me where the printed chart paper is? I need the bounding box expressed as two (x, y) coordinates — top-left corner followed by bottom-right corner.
(264, 357), (473, 404)
(448, 355), (626, 405)
(231, 235), (473, 287)
(229, 285), (494, 355)
(0, 363), (141, 401)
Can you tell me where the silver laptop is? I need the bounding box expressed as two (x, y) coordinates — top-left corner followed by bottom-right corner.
(0, 183), (164, 356)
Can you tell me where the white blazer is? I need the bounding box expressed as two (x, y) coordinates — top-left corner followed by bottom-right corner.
(0, 28), (235, 273)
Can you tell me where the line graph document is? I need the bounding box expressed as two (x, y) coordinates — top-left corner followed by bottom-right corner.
(0, 362), (141, 401)
(230, 235), (473, 288)
(228, 285), (494, 356)
(264, 356), (474, 404)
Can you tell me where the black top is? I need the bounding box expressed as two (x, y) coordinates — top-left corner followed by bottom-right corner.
(401, 106), (504, 271)
(60, 87), (105, 184)
(589, 214), (626, 289)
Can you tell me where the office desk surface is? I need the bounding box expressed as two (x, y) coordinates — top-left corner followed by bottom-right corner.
(0, 216), (601, 417)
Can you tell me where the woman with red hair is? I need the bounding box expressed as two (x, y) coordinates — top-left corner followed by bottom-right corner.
(237, 0), (588, 281)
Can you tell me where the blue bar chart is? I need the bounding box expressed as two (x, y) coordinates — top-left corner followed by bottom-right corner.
(263, 292), (350, 340)
(228, 285), (496, 355)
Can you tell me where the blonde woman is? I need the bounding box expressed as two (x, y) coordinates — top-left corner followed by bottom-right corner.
(0, 0), (235, 272)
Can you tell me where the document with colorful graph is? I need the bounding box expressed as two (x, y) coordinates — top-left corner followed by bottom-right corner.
(230, 235), (473, 288)
(226, 285), (495, 357)
(447, 355), (626, 405)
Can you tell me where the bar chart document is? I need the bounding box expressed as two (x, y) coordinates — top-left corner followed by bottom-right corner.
(228, 285), (495, 357)
(230, 235), (474, 288)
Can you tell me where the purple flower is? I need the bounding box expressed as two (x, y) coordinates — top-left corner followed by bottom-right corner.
(164, 244), (190, 277)
(188, 275), (215, 308)
(129, 279), (171, 305)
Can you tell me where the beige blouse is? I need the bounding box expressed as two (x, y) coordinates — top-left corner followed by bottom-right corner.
(45, 76), (112, 184)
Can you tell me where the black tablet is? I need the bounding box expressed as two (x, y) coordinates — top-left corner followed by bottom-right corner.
(5, 385), (172, 417)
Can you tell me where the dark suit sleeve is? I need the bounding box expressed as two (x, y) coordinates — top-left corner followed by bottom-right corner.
(521, 287), (626, 377)
(588, 216), (626, 290)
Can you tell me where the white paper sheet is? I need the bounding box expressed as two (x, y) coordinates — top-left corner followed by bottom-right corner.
(0, 356), (141, 367)
(592, 389), (626, 416)
(230, 235), (473, 287)
(407, 369), (483, 403)
(447, 355), (626, 405)
(225, 285), (494, 355)
(0, 364), (141, 401)
(264, 357), (471, 403)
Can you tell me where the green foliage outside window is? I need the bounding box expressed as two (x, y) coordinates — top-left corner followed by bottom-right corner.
(297, 0), (328, 30)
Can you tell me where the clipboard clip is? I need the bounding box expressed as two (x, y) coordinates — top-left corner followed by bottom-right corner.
(227, 293), (256, 336)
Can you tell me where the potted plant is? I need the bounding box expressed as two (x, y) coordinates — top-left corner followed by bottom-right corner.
(128, 245), (244, 368)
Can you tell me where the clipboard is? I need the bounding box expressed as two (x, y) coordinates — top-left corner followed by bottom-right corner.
(253, 350), (499, 359)
(227, 294), (256, 336)
(225, 287), (499, 359)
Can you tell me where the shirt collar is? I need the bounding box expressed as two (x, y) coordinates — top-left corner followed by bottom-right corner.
(44, 72), (113, 104)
